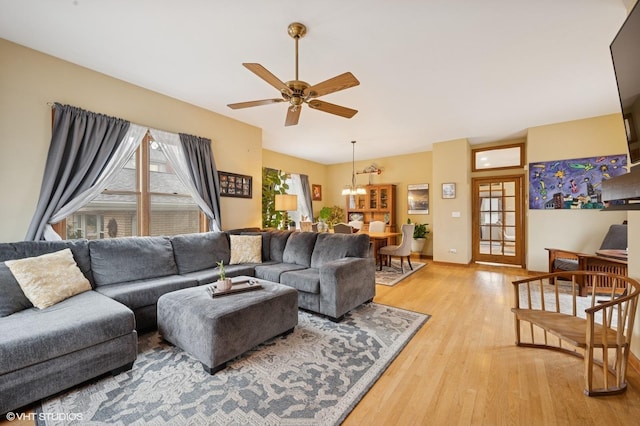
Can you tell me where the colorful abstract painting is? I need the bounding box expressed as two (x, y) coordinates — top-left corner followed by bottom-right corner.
(529, 154), (627, 209)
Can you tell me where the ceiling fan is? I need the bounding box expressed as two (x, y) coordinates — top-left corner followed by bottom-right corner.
(227, 22), (360, 126)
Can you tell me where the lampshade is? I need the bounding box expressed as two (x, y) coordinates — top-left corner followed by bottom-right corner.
(275, 194), (298, 211)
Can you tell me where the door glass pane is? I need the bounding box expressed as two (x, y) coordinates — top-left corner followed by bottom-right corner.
(504, 181), (515, 196)
(504, 197), (516, 211)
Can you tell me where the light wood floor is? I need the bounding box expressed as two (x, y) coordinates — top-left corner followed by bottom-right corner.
(344, 262), (640, 425)
(4, 262), (640, 425)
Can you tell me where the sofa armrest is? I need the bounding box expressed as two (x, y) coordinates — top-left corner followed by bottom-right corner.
(318, 257), (375, 319)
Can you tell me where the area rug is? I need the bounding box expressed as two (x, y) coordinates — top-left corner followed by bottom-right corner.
(37, 303), (429, 425)
(375, 260), (426, 286)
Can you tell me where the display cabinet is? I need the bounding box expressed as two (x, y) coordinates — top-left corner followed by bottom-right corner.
(346, 184), (396, 232)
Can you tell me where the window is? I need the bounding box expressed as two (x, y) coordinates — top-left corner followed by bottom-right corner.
(62, 133), (204, 239)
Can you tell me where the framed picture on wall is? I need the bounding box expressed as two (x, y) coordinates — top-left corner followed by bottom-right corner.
(442, 183), (456, 199)
(219, 171), (252, 198)
(407, 183), (429, 214)
(312, 184), (322, 201)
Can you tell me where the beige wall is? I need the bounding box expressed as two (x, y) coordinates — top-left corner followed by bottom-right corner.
(322, 150), (434, 255)
(0, 38), (262, 241)
(261, 149), (329, 218)
(526, 114), (628, 272)
(432, 139), (472, 263)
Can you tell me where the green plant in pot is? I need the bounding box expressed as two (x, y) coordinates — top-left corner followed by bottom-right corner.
(318, 205), (344, 230)
(216, 260), (233, 291)
(407, 219), (429, 253)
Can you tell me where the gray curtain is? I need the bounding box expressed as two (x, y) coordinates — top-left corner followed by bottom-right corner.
(25, 103), (130, 241)
(179, 133), (222, 231)
(299, 174), (314, 222)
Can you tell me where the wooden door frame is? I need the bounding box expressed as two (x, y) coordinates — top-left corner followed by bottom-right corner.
(471, 175), (525, 267)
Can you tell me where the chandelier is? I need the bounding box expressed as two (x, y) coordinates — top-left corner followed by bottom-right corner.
(342, 140), (366, 195)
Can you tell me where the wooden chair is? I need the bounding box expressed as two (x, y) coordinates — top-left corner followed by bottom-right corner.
(512, 271), (640, 396)
(379, 223), (414, 273)
(545, 224), (628, 295)
(333, 223), (354, 234)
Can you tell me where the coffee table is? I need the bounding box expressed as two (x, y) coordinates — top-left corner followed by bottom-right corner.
(157, 276), (298, 374)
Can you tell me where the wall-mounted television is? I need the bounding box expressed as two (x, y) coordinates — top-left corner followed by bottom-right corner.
(610, 1), (640, 165)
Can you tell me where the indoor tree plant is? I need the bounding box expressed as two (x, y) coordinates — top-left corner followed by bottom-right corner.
(407, 219), (429, 253)
(318, 205), (344, 230)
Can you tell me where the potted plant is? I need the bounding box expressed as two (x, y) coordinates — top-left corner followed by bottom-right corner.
(408, 219), (429, 253)
(216, 260), (233, 291)
(318, 205), (345, 230)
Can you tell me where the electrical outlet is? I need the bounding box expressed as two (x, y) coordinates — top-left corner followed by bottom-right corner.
(449, 248), (457, 254)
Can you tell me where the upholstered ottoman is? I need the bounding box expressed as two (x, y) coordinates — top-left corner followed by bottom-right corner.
(157, 278), (298, 374)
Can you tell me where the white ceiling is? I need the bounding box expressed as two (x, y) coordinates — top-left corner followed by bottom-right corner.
(0, 0), (631, 164)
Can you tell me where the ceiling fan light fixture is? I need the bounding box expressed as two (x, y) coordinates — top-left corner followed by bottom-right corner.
(227, 22), (360, 126)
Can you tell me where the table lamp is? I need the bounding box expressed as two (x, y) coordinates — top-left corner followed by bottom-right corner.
(275, 194), (298, 229)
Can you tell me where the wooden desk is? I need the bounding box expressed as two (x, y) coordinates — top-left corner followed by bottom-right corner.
(595, 249), (628, 261)
(361, 231), (401, 262)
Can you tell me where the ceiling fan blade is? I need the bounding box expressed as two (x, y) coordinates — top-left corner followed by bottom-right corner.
(243, 63), (291, 95)
(227, 98), (284, 109)
(285, 106), (302, 126)
(308, 100), (358, 118)
(304, 72), (360, 98)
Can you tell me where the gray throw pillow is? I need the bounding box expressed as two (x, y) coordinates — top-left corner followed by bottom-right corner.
(0, 263), (33, 317)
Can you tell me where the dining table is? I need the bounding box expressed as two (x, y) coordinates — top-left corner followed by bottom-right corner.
(360, 230), (401, 263)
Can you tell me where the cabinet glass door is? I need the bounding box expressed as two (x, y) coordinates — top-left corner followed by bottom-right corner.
(369, 188), (378, 209)
(380, 187), (388, 209)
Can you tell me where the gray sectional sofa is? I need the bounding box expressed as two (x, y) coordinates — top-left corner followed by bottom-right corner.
(0, 229), (375, 414)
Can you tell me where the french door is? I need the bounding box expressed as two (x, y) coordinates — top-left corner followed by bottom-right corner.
(472, 176), (525, 267)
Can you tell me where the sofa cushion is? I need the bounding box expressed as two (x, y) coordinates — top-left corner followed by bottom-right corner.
(599, 224), (627, 250)
(181, 263), (260, 285)
(6, 249), (92, 309)
(254, 263), (307, 283)
(0, 264), (33, 317)
(229, 235), (262, 264)
(89, 236), (177, 286)
(282, 232), (319, 267)
(0, 239), (93, 283)
(268, 230), (294, 262)
(95, 275), (197, 310)
(0, 290), (135, 375)
(171, 232), (230, 274)
(310, 233), (371, 268)
(0, 239), (93, 317)
(280, 268), (321, 294)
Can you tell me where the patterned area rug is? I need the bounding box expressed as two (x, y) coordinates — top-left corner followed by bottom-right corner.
(37, 303), (429, 425)
(375, 260), (426, 286)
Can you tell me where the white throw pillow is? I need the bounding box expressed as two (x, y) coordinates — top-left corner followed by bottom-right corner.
(6, 248), (92, 309)
(229, 235), (262, 264)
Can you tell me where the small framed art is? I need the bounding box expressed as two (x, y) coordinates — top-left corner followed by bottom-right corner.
(442, 183), (456, 199)
(312, 184), (322, 201)
(219, 171), (252, 198)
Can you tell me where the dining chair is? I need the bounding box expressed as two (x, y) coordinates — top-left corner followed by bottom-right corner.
(368, 221), (386, 233)
(333, 223), (354, 234)
(378, 223), (414, 273)
(348, 220), (364, 231)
